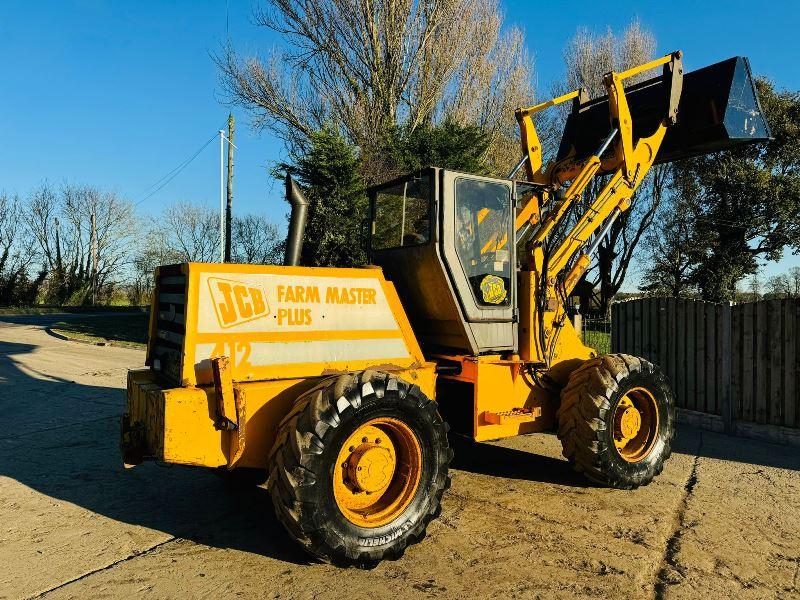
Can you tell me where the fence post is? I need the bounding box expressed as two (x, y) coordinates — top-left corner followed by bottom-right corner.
(611, 303), (617, 353)
(721, 302), (733, 434)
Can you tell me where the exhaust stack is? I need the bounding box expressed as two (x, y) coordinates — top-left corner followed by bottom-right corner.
(283, 174), (309, 266)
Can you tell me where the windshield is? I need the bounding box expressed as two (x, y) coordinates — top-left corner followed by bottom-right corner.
(372, 174), (431, 250)
(454, 178), (512, 306)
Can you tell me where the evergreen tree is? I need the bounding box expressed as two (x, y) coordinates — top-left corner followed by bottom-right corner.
(283, 128), (368, 268)
(281, 120), (493, 267)
(374, 118), (492, 181)
(673, 79), (800, 301)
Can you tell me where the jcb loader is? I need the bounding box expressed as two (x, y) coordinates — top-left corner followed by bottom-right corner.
(122, 53), (770, 566)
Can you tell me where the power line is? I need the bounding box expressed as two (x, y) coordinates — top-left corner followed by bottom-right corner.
(133, 131), (219, 207)
(133, 128), (223, 208)
(135, 133), (213, 197)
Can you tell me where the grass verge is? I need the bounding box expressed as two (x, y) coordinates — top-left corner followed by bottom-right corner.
(49, 314), (149, 349)
(582, 330), (611, 355)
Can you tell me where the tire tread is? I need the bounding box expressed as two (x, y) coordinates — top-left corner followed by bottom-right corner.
(268, 371), (451, 566)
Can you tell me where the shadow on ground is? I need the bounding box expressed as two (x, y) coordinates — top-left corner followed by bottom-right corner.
(672, 425), (800, 470)
(0, 338), (308, 566)
(1, 333), (798, 573)
(450, 436), (591, 487)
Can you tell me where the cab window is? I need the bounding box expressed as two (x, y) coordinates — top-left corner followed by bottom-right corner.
(454, 178), (512, 306)
(372, 175), (431, 250)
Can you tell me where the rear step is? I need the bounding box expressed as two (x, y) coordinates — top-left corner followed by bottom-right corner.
(483, 407), (542, 425)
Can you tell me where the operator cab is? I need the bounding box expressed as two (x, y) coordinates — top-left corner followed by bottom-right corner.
(368, 167), (516, 355)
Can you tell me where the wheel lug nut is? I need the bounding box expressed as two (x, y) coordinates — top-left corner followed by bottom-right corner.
(342, 462), (348, 468)
(362, 437), (368, 443)
(375, 438), (381, 444)
(348, 446), (355, 452)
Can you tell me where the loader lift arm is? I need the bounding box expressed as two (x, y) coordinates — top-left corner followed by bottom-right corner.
(513, 51), (683, 366)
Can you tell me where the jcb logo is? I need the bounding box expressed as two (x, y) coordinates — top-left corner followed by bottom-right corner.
(480, 274), (507, 305)
(208, 277), (270, 328)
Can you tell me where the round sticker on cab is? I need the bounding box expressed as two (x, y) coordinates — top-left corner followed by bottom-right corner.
(480, 274), (507, 304)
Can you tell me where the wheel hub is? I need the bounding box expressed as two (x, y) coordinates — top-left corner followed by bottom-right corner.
(612, 388), (660, 462)
(333, 418), (422, 528)
(616, 404), (642, 441)
(347, 444), (394, 493)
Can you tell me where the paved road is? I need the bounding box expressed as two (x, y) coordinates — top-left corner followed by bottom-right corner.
(0, 311), (144, 327)
(1, 315), (799, 599)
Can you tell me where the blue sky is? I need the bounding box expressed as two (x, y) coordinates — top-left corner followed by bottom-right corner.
(1, 0), (798, 282)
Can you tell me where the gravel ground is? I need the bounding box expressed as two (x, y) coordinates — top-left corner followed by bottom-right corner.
(1, 316), (798, 599)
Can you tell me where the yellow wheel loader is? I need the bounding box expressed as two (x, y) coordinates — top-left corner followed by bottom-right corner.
(122, 52), (770, 566)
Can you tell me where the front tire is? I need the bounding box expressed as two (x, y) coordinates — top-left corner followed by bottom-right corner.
(268, 371), (451, 567)
(557, 354), (675, 489)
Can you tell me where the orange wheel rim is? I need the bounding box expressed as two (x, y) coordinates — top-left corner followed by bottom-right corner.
(333, 417), (422, 528)
(612, 387), (659, 462)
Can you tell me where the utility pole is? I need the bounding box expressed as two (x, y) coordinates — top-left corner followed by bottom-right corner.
(225, 113), (234, 262)
(54, 218), (62, 269)
(219, 129), (225, 263)
(90, 211), (98, 305)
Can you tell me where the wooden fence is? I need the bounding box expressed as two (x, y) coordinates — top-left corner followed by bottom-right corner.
(612, 298), (800, 439)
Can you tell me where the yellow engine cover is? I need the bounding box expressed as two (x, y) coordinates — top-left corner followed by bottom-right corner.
(126, 263), (436, 470)
(150, 263), (427, 387)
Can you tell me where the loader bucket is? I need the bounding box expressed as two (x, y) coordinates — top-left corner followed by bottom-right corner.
(556, 56), (771, 165)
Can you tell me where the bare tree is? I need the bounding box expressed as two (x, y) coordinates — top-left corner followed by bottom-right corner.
(217, 0), (533, 177)
(766, 274), (792, 298)
(128, 202), (219, 304)
(790, 266), (800, 296)
(232, 214), (283, 264)
(0, 193), (30, 277)
(68, 185), (136, 289)
(0, 193), (44, 304)
(749, 270), (763, 299)
(562, 20), (656, 96)
(553, 20), (663, 313)
(25, 183), (62, 275)
(133, 203), (283, 302)
(160, 202), (220, 263)
(159, 203), (283, 264)
(24, 183), (136, 304)
(129, 228), (185, 305)
(437, 19), (533, 174)
(592, 162), (668, 309)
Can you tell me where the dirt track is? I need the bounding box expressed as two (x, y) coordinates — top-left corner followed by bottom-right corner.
(1, 315), (799, 599)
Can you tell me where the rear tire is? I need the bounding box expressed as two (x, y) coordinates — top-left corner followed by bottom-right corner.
(557, 354), (675, 489)
(268, 371), (452, 567)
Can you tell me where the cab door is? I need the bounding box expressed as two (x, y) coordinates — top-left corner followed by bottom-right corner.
(440, 170), (516, 352)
